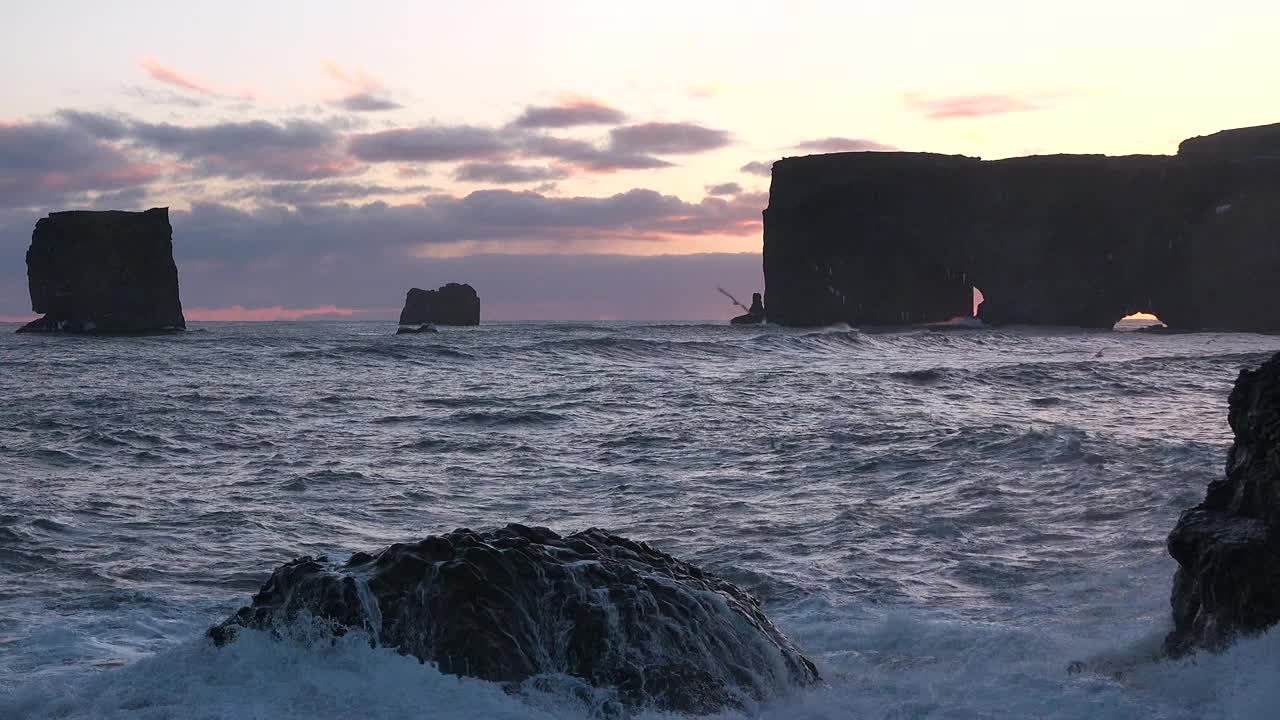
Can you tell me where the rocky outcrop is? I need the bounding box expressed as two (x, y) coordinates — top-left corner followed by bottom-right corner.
(17, 208), (185, 333)
(1165, 352), (1280, 656)
(210, 524), (819, 713)
(763, 123), (1280, 331)
(395, 323), (438, 334)
(398, 283), (480, 326)
(731, 292), (766, 324)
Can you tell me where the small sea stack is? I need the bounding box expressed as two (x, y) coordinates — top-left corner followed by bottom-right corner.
(1164, 351), (1280, 656)
(17, 208), (185, 334)
(731, 292), (766, 325)
(210, 524), (819, 713)
(398, 283), (480, 326)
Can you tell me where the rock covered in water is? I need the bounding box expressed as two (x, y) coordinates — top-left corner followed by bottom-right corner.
(1165, 351), (1280, 656)
(17, 208), (185, 334)
(209, 524), (819, 713)
(395, 323), (438, 334)
(398, 283), (480, 326)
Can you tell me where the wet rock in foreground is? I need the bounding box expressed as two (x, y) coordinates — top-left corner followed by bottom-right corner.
(210, 524), (819, 713)
(1165, 351), (1280, 656)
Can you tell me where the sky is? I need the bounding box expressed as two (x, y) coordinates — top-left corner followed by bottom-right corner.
(3, 0), (1279, 321)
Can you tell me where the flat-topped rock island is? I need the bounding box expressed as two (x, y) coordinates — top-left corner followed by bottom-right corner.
(17, 208), (185, 334)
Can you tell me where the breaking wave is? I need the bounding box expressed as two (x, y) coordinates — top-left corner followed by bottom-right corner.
(3, 320), (1280, 718)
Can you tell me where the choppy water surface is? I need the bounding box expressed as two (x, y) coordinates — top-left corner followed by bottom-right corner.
(2, 320), (1279, 719)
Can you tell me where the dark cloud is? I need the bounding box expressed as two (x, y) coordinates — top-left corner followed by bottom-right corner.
(225, 181), (437, 206)
(792, 137), (897, 152)
(904, 93), (1039, 119)
(55, 110), (131, 140)
(511, 101), (627, 129)
(331, 91), (403, 112)
(608, 122), (732, 155)
(454, 162), (569, 184)
(26, 111), (358, 183)
(0, 121), (160, 209)
(0, 181), (765, 320)
(128, 118), (352, 180)
(164, 186), (761, 268)
(705, 182), (743, 196)
(0, 199), (762, 321)
(349, 125), (507, 163)
(740, 161), (772, 177)
(521, 135), (671, 172)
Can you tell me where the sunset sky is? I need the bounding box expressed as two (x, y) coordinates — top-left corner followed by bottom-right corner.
(4, 0), (1279, 321)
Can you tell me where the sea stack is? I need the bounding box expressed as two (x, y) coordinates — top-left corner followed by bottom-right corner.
(17, 208), (185, 334)
(398, 283), (480, 326)
(731, 292), (766, 324)
(1164, 351), (1280, 656)
(762, 122), (1280, 330)
(210, 524), (819, 713)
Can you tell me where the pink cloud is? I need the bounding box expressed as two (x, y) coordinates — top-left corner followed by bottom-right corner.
(185, 305), (357, 321)
(511, 95), (627, 129)
(139, 55), (255, 100)
(323, 60), (401, 111)
(140, 55), (213, 95)
(686, 83), (725, 99)
(904, 92), (1039, 119)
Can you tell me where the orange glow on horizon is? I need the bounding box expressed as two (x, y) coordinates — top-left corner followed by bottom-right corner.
(1121, 312), (1161, 321)
(185, 305), (357, 321)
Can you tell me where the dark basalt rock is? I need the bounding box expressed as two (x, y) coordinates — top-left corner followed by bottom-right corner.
(17, 208), (185, 334)
(1164, 352), (1280, 656)
(763, 123), (1280, 331)
(210, 524), (819, 713)
(399, 283), (480, 326)
(395, 323), (438, 334)
(731, 292), (766, 325)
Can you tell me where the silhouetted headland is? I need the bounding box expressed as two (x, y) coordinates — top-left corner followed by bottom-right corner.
(398, 283), (480, 327)
(17, 208), (185, 334)
(763, 122), (1280, 331)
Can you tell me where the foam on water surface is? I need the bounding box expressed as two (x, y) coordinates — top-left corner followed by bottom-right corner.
(3, 320), (1280, 718)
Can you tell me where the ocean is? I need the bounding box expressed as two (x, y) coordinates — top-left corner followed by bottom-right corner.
(2, 320), (1279, 719)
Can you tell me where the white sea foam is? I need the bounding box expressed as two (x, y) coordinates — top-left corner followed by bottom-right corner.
(3, 321), (1280, 718)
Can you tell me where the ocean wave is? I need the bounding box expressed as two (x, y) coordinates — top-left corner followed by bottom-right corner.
(282, 343), (475, 362)
(7, 602), (1280, 720)
(5, 322), (1280, 719)
(447, 409), (565, 427)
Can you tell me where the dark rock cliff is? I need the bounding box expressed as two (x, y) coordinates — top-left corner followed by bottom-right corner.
(762, 123), (1280, 330)
(18, 208), (185, 334)
(398, 283), (480, 326)
(210, 524), (819, 713)
(1164, 352), (1280, 657)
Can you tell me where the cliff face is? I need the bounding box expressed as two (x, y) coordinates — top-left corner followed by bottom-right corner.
(399, 283), (480, 326)
(763, 124), (1280, 330)
(18, 208), (185, 334)
(1165, 351), (1280, 656)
